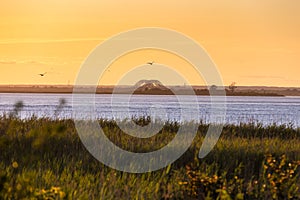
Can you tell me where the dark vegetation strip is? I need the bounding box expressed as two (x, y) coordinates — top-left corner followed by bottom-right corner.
(0, 116), (299, 199)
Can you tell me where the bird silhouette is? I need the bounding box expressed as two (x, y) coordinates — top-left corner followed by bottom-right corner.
(147, 61), (154, 65)
(38, 72), (47, 77)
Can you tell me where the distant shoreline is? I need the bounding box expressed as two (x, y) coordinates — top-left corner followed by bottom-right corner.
(0, 85), (299, 96)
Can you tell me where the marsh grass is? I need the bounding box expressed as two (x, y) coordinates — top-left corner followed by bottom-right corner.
(0, 116), (299, 199)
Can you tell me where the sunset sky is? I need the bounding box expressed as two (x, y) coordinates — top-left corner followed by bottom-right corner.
(0, 0), (299, 87)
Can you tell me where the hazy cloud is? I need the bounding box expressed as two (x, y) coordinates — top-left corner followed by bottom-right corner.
(0, 59), (48, 65)
(22, 60), (49, 65)
(0, 38), (103, 45)
(0, 60), (17, 65)
(241, 75), (285, 79)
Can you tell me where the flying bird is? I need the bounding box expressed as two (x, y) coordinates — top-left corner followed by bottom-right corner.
(147, 61), (154, 65)
(38, 72), (47, 77)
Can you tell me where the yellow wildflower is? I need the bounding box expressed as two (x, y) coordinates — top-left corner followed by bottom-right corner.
(59, 191), (66, 198)
(16, 184), (22, 191)
(51, 186), (61, 194)
(12, 161), (18, 168)
(178, 181), (188, 185)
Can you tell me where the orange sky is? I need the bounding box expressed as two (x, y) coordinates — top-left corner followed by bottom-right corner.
(0, 0), (299, 87)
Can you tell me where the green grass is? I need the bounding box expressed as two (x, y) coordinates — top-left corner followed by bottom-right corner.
(0, 116), (299, 199)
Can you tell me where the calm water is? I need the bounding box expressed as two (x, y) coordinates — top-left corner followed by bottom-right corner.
(0, 93), (299, 127)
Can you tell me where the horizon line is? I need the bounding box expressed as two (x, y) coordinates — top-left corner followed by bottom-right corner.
(0, 84), (299, 89)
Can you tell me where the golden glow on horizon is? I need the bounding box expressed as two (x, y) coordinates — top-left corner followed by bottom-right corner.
(0, 0), (299, 86)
